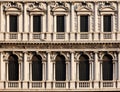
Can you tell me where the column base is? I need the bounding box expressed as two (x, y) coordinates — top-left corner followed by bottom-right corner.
(70, 81), (75, 89)
(46, 81), (52, 89)
(94, 81), (99, 88)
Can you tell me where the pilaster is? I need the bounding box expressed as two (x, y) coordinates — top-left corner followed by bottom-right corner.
(94, 51), (100, 88)
(70, 51), (75, 89)
(46, 51), (52, 89)
(94, 2), (99, 40)
(23, 52), (29, 89)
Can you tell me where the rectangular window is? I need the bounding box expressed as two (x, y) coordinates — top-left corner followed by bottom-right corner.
(10, 15), (17, 32)
(103, 15), (111, 32)
(80, 15), (88, 32)
(33, 15), (41, 32)
(57, 16), (64, 32)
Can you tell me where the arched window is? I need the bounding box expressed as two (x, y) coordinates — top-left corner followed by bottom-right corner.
(8, 54), (19, 81)
(55, 55), (66, 81)
(32, 55), (42, 81)
(79, 55), (89, 80)
(102, 54), (113, 80)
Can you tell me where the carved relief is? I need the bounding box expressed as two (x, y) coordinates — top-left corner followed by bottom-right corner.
(3, 2), (23, 12)
(50, 2), (69, 15)
(98, 2), (117, 15)
(98, 51), (117, 61)
(27, 2), (46, 15)
(3, 51), (23, 61)
(27, 51), (46, 62)
(75, 2), (93, 15)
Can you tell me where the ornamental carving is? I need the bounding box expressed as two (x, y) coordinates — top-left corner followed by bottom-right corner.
(98, 2), (116, 14)
(50, 51), (70, 61)
(75, 2), (92, 12)
(3, 2), (23, 12)
(27, 51), (46, 62)
(3, 51), (23, 61)
(50, 2), (69, 15)
(98, 51), (117, 60)
(27, 2), (46, 14)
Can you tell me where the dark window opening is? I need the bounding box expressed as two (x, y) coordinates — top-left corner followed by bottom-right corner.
(10, 15), (17, 32)
(33, 15), (41, 32)
(55, 55), (66, 81)
(79, 55), (89, 81)
(32, 55), (42, 81)
(104, 15), (111, 32)
(57, 16), (65, 32)
(80, 15), (88, 32)
(8, 54), (19, 81)
(102, 54), (113, 80)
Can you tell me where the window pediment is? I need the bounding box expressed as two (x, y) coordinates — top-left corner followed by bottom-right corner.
(27, 3), (46, 15)
(75, 3), (92, 15)
(3, 2), (23, 15)
(51, 2), (69, 15)
(99, 3), (116, 15)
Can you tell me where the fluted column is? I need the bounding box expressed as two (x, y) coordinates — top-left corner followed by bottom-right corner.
(0, 52), (5, 89)
(94, 51), (100, 88)
(46, 51), (52, 89)
(23, 52), (29, 89)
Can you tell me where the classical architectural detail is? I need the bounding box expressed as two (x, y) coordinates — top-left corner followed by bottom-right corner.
(27, 2), (46, 15)
(3, 2), (23, 14)
(0, 0), (120, 92)
(75, 2), (93, 15)
(50, 2), (69, 15)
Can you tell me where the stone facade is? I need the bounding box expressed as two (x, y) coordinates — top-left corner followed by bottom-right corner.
(0, 0), (120, 91)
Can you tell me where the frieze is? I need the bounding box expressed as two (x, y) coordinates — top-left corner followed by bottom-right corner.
(0, 43), (120, 49)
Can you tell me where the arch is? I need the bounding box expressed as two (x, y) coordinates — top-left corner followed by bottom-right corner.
(79, 54), (89, 81)
(102, 54), (113, 80)
(8, 54), (19, 81)
(55, 54), (66, 81)
(32, 55), (42, 81)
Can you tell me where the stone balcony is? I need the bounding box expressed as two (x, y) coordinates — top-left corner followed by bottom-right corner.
(0, 32), (119, 42)
(0, 80), (119, 91)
